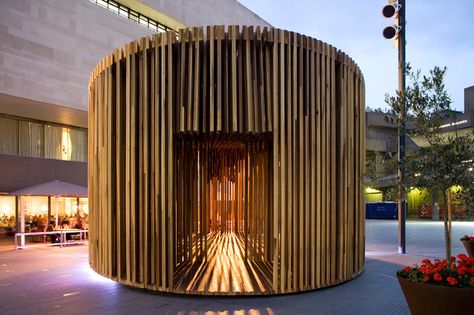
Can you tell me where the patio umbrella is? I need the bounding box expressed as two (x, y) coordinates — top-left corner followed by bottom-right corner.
(9, 180), (87, 197)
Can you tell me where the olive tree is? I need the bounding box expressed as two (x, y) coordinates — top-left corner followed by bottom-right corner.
(385, 65), (474, 262)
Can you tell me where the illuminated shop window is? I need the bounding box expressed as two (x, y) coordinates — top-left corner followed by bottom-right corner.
(0, 196), (15, 228)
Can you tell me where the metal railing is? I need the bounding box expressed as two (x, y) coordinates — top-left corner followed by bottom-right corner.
(14, 229), (88, 250)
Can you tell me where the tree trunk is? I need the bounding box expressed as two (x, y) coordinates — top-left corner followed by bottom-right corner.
(442, 189), (452, 265)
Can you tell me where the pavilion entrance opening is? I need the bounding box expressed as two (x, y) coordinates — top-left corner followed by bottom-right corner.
(174, 134), (273, 294)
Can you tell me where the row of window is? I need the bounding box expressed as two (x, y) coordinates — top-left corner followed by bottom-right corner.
(89, 0), (173, 33)
(0, 116), (87, 162)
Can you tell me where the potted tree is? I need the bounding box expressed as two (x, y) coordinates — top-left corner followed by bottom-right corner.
(386, 65), (474, 314)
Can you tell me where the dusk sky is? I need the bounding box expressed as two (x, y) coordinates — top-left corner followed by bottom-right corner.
(238, 0), (474, 112)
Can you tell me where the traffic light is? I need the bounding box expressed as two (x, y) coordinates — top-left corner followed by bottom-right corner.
(382, 0), (401, 40)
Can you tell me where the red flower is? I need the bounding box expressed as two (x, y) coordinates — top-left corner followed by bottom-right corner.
(458, 266), (468, 276)
(399, 256), (474, 288)
(457, 253), (467, 261)
(447, 276), (458, 286)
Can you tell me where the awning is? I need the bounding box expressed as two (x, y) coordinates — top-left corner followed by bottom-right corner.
(9, 180), (88, 197)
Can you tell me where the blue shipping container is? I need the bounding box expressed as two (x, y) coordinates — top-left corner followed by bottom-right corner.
(366, 202), (398, 219)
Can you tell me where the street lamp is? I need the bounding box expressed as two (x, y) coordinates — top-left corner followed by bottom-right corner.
(382, 0), (407, 254)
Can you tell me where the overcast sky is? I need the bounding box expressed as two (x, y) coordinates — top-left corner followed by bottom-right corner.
(238, 0), (474, 112)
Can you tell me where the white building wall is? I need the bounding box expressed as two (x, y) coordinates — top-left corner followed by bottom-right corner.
(0, 0), (154, 112)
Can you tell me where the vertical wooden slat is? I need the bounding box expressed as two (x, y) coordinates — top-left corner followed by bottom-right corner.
(230, 25), (238, 132)
(271, 28), (280, 293)
(245, 26), (255, 133)
(124, 42), (132, 284)
(315, 40), (322, 287)
(331, 46), (337, 283)
(279, 29), (287, 292)
(192, 28), (201, 132)
(309, 38), (316, 288)
(160, 32), (167, 290)
(288, 31), (295, 290)
(115, 48), (123, 282)
(298, 34), (304, 289)
(216, 26), (223, 132)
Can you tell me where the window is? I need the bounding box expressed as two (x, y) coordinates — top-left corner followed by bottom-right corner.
(45, 126), (87, 161)
(0, 115), (87, 162)
(0, 117), (18, 155)
(118, 6), (128, 18)
(149, 20), (158, 32)
(0, 196), (16, 228)
(97, 0), (108, 9)
(108, 2), (119, 14)
(139, 15), (148, 27)
(44, 125), (62, 160)
(19, 121), (43, 158)
(69, 128), (87, 161)
(129, 10), (138, 22)
(89, 0), (173, 33)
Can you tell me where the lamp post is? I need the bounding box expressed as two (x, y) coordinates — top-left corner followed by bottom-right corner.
(383, 0), (407, 254)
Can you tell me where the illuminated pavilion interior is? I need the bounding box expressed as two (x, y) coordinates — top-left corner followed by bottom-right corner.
(88, 26), (365, 295)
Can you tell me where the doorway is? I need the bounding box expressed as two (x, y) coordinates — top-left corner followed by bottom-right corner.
(174, 134), (273, 293)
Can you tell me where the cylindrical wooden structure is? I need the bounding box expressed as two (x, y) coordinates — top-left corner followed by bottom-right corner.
(88, 26), (365, 295)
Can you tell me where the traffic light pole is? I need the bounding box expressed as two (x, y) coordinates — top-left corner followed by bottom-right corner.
(397, 0), (407, 254)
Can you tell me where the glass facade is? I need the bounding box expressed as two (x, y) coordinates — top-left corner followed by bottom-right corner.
(0, 116), (87, 162)
(0, 196), (15, 231)
(0, 195), (89, 234)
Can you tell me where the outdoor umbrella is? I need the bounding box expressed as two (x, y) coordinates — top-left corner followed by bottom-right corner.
(9, 180), (87, 197)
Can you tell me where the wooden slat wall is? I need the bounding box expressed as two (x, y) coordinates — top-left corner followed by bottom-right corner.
(88, 26), (365, 295)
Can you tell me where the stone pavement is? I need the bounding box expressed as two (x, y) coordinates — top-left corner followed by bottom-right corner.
(1, 220), (473, 315)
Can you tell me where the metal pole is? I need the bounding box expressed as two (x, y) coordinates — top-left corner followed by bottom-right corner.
(398, 0), (407, 254)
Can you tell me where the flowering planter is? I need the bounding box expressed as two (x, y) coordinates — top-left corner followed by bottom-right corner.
(397, 274), (474, 315)
(462, 240), (474, 257)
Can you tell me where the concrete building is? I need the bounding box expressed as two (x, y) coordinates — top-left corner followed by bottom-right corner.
(465, 85), (474, 125)
(442, 85), (474, 131)
(0, 0), (269, 234)
(365, 87), (474, 218)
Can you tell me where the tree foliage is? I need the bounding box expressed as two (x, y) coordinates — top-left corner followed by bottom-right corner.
(385, 65), (474, 262)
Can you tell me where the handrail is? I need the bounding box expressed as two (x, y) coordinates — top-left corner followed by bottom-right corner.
(14, 229), (88, 250)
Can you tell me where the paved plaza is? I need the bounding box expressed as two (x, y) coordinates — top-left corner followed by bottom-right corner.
(1, 220), (473, 315)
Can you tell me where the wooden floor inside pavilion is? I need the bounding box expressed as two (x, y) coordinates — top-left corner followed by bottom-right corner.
(173, 232), (273, 294)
